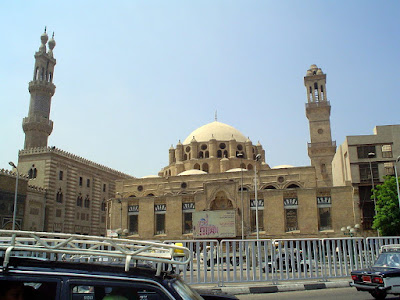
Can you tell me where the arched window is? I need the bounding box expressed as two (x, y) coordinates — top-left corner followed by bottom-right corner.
(202, 163), (209, 173)
(84, 195), (90, 208)
(223, 150), (228, 158)
(264, 185), (276, 190)
(147, 193), (154, 197)
(194, 163), (200, 170)
(28, 165), (37, 179)
(205, 151), (209, 158)
(101, 199), (106, 211)
(240, 163), (246, 169)
(129, 194), (136, 197)
(247, 164), (253, 170)
(217, 150), (222, 158)
(184, 154), (188, 160)
(321, 163), (327, 173)
(76, 194), (83, 207)
(40, 67), (44, 81)
(287, 184), (300, 189)
(35, 67), (39, 80)
(49, 72), (52, 82)
(56, 188), (63, 203)
(199, 151), (203, 158)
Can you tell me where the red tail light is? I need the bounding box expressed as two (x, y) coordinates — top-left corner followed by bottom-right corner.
(373, 277), (384, 284)
(351, 275), (359, 281)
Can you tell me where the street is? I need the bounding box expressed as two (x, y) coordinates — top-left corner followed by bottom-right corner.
(236, 287), (398, 299)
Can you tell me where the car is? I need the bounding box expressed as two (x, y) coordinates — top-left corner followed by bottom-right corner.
(350, 244), (400, 300)
(0, 230), (237, 300)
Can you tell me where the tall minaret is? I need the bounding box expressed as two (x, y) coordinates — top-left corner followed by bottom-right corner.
(22, 28), (56, 149)
(304, 64), (336, 187)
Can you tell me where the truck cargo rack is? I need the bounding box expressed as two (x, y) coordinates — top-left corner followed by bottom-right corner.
(0, 230), (190, 276)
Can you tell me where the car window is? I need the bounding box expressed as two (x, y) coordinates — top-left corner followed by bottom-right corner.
(70, 283), (171, 300)
(0, 279), (58, 300)
(374, 252), (400, 267)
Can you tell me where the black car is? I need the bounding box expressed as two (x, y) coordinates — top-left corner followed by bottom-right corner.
(350, 244), (400, 300)
(0, 230), (237, 300)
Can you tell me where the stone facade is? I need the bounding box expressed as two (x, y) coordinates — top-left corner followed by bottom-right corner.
(332, 125), (400, 232)
(108, 65), (358, 240)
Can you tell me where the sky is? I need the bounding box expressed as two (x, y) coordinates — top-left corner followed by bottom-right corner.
(1, 1), (399, 178)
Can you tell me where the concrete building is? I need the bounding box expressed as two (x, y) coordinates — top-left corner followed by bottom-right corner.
(13, 30), (133, 235)
(332, 125), (400, 232)
(109, 65), (357, 240)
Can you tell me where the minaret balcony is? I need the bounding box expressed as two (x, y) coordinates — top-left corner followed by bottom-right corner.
(23, 116), (53, 134)
(307, 141), (336, 148)
(29, 80), (56, 95)
(305, 100), (330, 109)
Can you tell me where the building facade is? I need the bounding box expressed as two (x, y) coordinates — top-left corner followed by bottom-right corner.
(332, 125), (400, 232)
(109, 65), (358, 240)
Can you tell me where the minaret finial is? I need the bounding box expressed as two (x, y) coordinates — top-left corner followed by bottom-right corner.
(215, 111), (217, 121)
(52, 32), (54, 38)
(44, 26), (47, 33)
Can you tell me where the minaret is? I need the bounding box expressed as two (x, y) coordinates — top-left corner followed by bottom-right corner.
(304, 64), (336, 186)
(22, 28), (56, 149)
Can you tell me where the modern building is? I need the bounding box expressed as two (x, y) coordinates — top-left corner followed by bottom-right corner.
(13, 30), (133, 235)
(109, 65), (357, 240)
(332, 125), (400, 232)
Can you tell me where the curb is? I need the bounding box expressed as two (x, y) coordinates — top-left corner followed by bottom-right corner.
(194, 280), (351, 295)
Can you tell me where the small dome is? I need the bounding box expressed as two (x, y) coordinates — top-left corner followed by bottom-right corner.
(48, 37), (56, 50)
(272, 164), (295, 169)
(306, 70), (313, 76)
(41, 31), (49, 44)
(310, 64), (318, 70)
(226, 168), (247, 173)
(316, 69), (323, 75)
(178, 169), (208, 176)
(183, 121), (246, 144)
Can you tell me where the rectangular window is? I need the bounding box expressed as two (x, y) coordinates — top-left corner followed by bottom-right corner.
(155, 214), (165, 235)
(129, 215), (138, 235)
(318, 207), (332, 231)
(103, 184), (107, 192)
(59, 170), (63, 180)
(384, 162), (395, 175)
(87, 179), (90, 187)
(357, 145), (376, 159)
(359, 163), (379, 182)
(382, 144), (393, 158)
(285, 209), (298, 232)
(155, 204), (166, 235)
(182, 202), (195, 234)
(250, 199), (264, 232)
(128, 205), (139, 235)
(79, 177), (83, 186)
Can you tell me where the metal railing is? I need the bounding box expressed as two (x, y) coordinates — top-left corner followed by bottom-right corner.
(2, 231), (400, 287)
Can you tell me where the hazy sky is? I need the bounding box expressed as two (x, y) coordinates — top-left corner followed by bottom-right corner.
(1, 1), (399, 178)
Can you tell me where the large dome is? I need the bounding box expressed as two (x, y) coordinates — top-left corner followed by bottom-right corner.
(183, 121), (247, 144)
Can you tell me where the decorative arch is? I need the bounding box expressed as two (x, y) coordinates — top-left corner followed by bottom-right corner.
(194, 163), (200, 170)
(202, 163), (209, 173)
(263, 185), (277, 190)
(285, 183), (301, 189)
(247, 164), (253, 170)
(210, 190), (234, 210)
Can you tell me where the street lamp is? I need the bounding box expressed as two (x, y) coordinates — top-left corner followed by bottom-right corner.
(9, 161), (19, 231)
(254, 154), (261, 240)
(368, 152), (379, 236)
(394, 156), (400, 211)
(116, 192), (123, 229)
(341, 224), (360, 237)
(237, 153), (244, 240)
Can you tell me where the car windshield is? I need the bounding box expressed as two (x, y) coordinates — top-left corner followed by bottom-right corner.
(172, 278), (204, 300)
(374, 252), (400, 268)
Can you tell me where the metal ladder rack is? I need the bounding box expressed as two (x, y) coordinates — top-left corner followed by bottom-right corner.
(0, 230), (190, 276)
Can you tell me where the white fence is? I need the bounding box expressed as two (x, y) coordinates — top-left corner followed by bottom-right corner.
(2, 235), (400, 287)
(165, 237), (400, 286)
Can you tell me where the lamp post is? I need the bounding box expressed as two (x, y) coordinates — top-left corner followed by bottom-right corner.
(394, 156), (400, 211)
(341, 224), (360, 238)
(237, 153), (244, 240)
(368, 152), (379, 236)
(9, 162), (19, 231)
(254, 154), (261, 240)
(116, 192), (123, 229)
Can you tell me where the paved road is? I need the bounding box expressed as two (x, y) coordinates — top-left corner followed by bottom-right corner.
(236, 287), (397, 299)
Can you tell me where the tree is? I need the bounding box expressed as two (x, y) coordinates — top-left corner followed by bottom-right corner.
(372, 176), (400, 236)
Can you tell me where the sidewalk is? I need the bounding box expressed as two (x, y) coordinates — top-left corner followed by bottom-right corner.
(193, 278), (351, 296)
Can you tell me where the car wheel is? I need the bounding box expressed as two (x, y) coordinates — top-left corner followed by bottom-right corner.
(369, 290), (387, 300)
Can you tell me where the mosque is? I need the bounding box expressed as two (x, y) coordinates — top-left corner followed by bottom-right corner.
(4, 30), (371, 239)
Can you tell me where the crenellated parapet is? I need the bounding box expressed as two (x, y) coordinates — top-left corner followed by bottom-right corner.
(0, 168), (29, 179)
(28, 184), (47, 193)
(19, 146), (134, 179)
